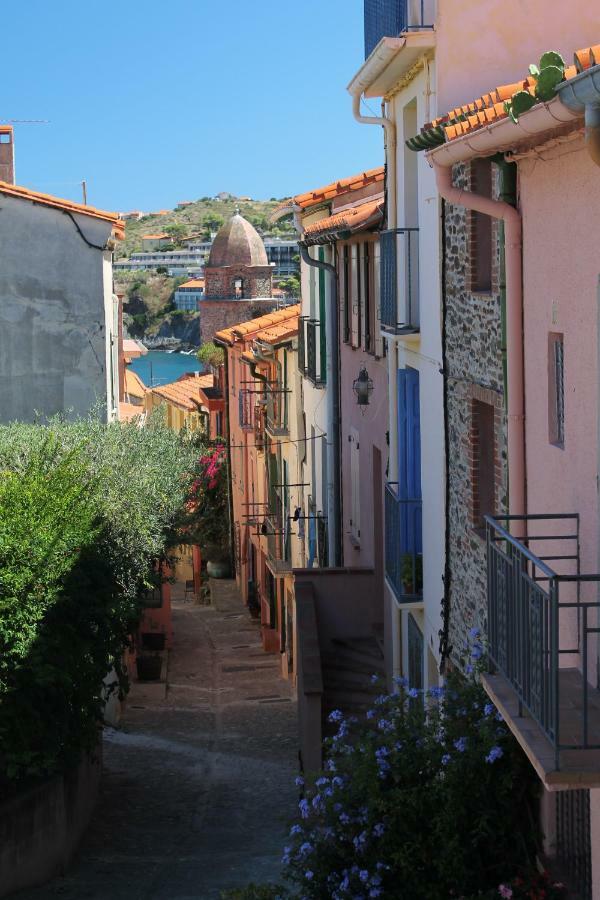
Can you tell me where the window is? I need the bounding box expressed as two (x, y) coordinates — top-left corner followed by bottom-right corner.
(0, 133), (10, 144)
(343, 245), (350, 343)
(549, 332), (565, 447)
(471, 159), (493, 293)
(472, 399), (495, 529)
(234, 277), (244, 298)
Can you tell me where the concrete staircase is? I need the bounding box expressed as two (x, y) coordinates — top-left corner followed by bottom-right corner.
(321, 634), (385, 733)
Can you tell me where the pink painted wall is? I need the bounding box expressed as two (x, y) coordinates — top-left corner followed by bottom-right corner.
(521, 137), (600, 667)
(339, 336), (388, 578)
(227, 342), (253, 605)
(436, 0), (600, 114)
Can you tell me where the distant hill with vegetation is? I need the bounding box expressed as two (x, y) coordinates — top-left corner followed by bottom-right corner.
(116, 197), (294, 259)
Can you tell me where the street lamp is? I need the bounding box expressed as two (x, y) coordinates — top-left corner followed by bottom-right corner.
(352, 367), (374, 406)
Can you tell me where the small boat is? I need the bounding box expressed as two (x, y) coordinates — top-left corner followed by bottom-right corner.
(181, 349), (195, 355)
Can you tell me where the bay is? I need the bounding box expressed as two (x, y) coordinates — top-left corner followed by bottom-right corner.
(128, 350), (204, 388)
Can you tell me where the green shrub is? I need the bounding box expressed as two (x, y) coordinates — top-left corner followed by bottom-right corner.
(0, 415), (200, 786)
(281, 645), (540, 899)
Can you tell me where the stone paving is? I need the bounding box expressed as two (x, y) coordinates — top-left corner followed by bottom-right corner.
(16, 580), (298, 900)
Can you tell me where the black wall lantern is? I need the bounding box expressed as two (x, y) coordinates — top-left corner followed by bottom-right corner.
(353, 367), (374, 406)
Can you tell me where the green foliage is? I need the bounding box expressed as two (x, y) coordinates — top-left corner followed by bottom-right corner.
(505, 51), (566, 121)
(278, 276), (300, 297)
(220, 887), (288, 900)
(197, 341), (225, 369)
(189, 445), (229, 557)
(0, 415), (199, 785)
(279, 656), (539, 898)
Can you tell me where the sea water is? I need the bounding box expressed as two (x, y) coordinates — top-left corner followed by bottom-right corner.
(128, 351), (204, 388)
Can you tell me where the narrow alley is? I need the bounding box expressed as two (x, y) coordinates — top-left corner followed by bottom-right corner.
(16, 582), (298, 900)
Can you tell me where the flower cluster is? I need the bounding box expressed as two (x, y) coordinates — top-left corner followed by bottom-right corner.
(281, 659), (539, 899)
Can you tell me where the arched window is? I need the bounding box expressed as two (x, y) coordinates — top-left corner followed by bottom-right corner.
(234, 277), (244, 299)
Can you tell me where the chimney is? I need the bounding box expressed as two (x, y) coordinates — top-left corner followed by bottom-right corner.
(0, 126), (15, 184)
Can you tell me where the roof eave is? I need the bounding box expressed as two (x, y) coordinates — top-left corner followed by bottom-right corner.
(347, 32), (435, 99)
(426, 96), (581, 167)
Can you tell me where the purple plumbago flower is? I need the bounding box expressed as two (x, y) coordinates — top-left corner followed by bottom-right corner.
(393, 675), (409, 688)
(295, 775), (305, 788)
(353, 830), (368, 851)
(408, 687), (419, 699)
(484, 703), (494, 716)
(441, 754), (451, 766)
(332, 775), (345, 789)
(373, 822), (385, 837)
(486, 745), (503, 764)
(299, 841), (314, 857)
(371, 673), (380, 684)
(394, 741), (403, 752)
(366, 709), (375, 719)
(465, 664), (474, 674)
(325, 758), (337, 772)
(339, 812), (351, 825)
(290, 824), (303, 836)
(299, 798), (310, 818)
(428, 685), (445, 699)
(471, 643), (483, 661)
(359, 869), (370, 883)
(469, 627), (480, 639)
(377, 718), (393, 733)
(454, 737), (467, 753)
(304, 870), (314, 881)
(328, 709), (344, 723)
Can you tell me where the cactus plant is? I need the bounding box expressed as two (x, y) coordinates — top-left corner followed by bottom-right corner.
(505, 50), (566, 121)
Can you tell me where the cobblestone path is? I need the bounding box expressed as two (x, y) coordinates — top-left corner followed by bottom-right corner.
(16, 580), (298, 900)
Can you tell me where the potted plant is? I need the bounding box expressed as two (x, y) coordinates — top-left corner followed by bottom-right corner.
(136, 653), (163, 681)
(141, 631), (166, 652)
(401, 552), (423, 596)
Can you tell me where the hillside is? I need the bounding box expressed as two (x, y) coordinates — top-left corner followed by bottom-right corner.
(116, 197), (294, 259)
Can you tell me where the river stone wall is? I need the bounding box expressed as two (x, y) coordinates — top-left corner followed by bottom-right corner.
(444, 161), (508, 668)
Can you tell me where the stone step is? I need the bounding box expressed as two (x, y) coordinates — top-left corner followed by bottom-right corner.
(321, 653), (385, 677)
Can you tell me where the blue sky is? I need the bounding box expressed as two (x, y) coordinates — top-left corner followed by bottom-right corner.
(4, 0), (382, 212)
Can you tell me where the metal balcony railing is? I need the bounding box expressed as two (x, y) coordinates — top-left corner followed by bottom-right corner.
(306, 319), (326, 385)
(384, 483), (423, 602)
(486, 514), (600, 769)
(238, 389), (255, 431)
(298, 316), (307, 375)
(265, 513), (292, 575)
(380, 228), (420, 335)
(364, 0), (434, 58)
(265, 390), (288, 437)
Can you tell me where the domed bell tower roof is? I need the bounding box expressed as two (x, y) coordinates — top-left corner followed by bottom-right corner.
(207, 212), (269, 268)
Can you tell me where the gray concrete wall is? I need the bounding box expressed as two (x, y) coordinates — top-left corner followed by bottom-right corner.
(0, 196), (114, 423)
(0, 751), (101, 897)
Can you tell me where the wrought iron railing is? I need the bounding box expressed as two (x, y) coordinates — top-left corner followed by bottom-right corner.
(266, 390), (288, 437)
(238, 388), (255, 431)
(265, 513), (292, 574)
(486, 514), (600, 768)
(364, 0), (434, 58)
(380, 228), (420, 334)
(306, 319), (326, 384)
(298, 316), (307, 374)
(384, 483), (423, 602)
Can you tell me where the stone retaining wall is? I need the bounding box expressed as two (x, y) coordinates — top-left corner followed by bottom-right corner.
(0, 750), (101, 897)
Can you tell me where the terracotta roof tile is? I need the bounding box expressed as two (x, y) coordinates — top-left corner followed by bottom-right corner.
(178, 278), (205, 289)
(0, 181), (124, 239)
(419, 43), (600, 147)
(303, 197), (384, 239)
(214, 304), (301, 346)
(253, 317), (299, 345)
(142, 233), (169, 239)
(273, 168), (384, 216)
(151, 372), (214, 411)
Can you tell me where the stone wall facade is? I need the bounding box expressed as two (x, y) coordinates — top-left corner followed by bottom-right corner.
(204, 265), (273, 300)
(198, 298), (280, 344)
(444, 161), (508, 668)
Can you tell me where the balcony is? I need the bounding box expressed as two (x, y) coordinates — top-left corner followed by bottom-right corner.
(380, 228), (419, 336)
(265, 513), (292, 576)
(484, 514), (600, 788)
(384, 483), (422, 603)
(238, 389), (255, 431)
(299, 317), (326, 385)
(364, 0), (435, 58)
(265, 390), (288, 438)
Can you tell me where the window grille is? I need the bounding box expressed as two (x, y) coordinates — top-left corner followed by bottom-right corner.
(554, 337), (564, 445)
(556, 789), (592, 900)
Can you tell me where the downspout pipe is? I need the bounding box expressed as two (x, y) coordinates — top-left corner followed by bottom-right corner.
(432, 162), (526, 523)
(557, 64), (600, 167)
(299, 241), (342, 568)
(351, 93), (397, 229)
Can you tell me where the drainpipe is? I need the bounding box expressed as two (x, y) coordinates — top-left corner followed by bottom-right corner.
(350, 92), (399, 481)
(350, 93), (397, 229)
(557, 64), (600, 166)
(432, 162), (526, 523)
(299, 241), (342, 568)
